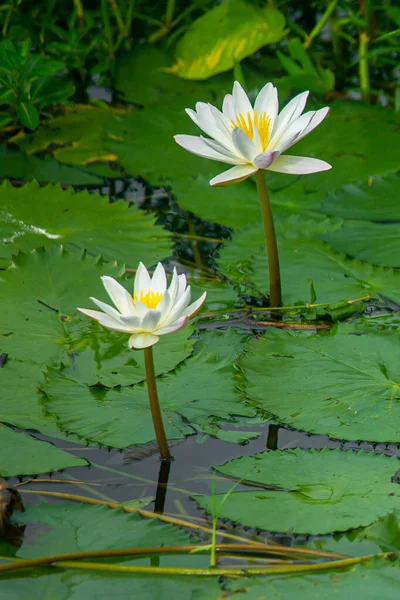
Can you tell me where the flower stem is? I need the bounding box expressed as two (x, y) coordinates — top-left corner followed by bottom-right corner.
(143, 346), (171, 460)
(255, 170), (282, 307)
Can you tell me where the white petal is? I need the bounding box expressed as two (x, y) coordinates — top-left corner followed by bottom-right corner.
(253, 150), (280, 169)
(232, 81), (253, 117)
(119, 314), (144, 331)
(128, 333), (159, 349)
(292, 106), (330, 145)
(202, 136), (242, 162)
(151, 262), (167, 293)
(167, 268), (179, 306)
(188, 103), (233, 150)
(210, 164), (258, 187)
(266, 155), (332, 174)
(90, 297), (121, 320)
(254, 83), (279, 131)
(271, 90), (309, 140)
(182, 291), (207, 318)
(158, 286), (192, 328)
(270, 107), (328, 154)
(155, 289), (171, 320)
(101, 276), (134, 315)
(134, 262), (151, 298)
(222, 93), (235, 120)
(232, 128), (258, 161)
(156, 316), (189, 337)
(141, 310), (163, 332)
(77, 308), (132, 332)
(174, 134), (243, 165)
(177, 273), (187, 296)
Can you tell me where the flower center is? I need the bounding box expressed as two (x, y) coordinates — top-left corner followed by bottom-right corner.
(231, 110), (270, 151)
(134, 290), (163, 309)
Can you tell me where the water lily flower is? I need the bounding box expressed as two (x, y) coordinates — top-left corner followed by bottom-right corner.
(78, 262), (207, 349)
(174, 81), (331, 186)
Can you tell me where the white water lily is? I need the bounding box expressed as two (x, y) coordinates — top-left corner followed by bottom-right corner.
(78, 262), (206, 349)
(174, 81), (331, 186)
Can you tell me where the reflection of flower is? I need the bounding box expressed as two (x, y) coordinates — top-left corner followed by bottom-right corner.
(175, 81), (331, 186)
(78, 262), (206, 349)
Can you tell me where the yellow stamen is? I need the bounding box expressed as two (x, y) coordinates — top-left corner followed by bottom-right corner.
(231, 110), (271, 152)
(134, 290), (163, 309)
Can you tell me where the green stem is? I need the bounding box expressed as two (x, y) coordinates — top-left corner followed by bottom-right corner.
(359, 30), (370, 101)
(255, 170), (282, 307)
(73, 0), (84, 27)
(303, 0), (339, 49)
(5, 553), (391, 576)
(143, 346), (171, 460)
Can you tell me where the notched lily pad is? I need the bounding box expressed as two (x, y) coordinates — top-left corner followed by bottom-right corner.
(193, 448), (400, 534)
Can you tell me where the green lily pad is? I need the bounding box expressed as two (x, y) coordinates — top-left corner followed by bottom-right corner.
(217, 220), (400, 306)
(0, 247), (122, 364)
(0, 425), (87, 477)
(322, 221), (400, 268)
(14, 502), (190, 557)
(42, 351), (253, 449)
(0, 180), (171, 268)
(239, 322), (400, 442)
(11, 104), (132, 166)
(167, 0), (286, 80)
(194, 448), (400, 534)
(320, 172), (400, 221)
(0, 144), (102, 184)
(62, 318), (196, 387)
(226, 558), (400, 599)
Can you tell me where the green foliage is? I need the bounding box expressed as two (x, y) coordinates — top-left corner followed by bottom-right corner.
(0, 181), (171, 268)
(277, 37), (335, 93)
(0, 39), (74, 130)
(217, 217), (400, 309)
(42, 350), (253, 448)
(239, 322), (400, 442)
(0, 424), (87, 476)
(194, 448), (400, 534)
(167, 0), (286, 80)
(226, 559), (400, 599)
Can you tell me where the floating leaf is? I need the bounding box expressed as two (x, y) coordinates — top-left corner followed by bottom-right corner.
(0, 358), (64, 435)
(0, 180), (171, 268)
(217, 220), (400, 305)
(0, 247), (122, 364)
(11, 104), (133, 165)
(322, 221), (400, 268)
(62, 319), (196, 387)
(240, 322), (400, 442)
(42, 351), (253, 449)
(15, 502), (190, 557)
(0, 144), (102, 184)
(320, 173), (400, 221)
(194, 448), (400, 534)
(226, 558), (400, 599)
(0, 425), (87, 477)
(167, 0), (286, 80)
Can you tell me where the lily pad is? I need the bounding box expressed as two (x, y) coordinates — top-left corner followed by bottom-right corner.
(0, 425), (87, 477)
(226, 558), (400, 599)
(61, 319), (196, 387)
(0, 247), (122, 364)
(42, 351), (253, 449)
(217, 220), (400, 306)
(322, 221), (400, 268)
(0, 180), (171, 268)
(319, 172), (400, 221)
(239, 322), (400, 442)
(194, 448), (400, 534)
(14, 502), (190, 557)
(167, 0), (286, 80)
